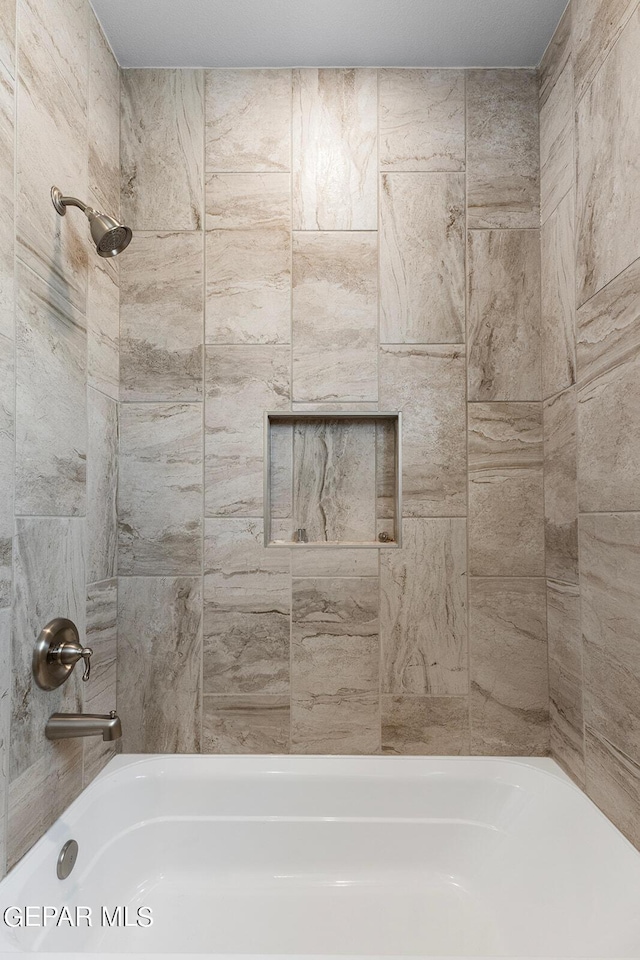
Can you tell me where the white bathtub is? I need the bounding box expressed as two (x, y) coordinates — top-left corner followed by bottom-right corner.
(0, 755), (639, 959)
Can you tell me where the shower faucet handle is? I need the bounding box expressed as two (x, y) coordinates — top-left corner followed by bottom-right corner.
(32, 619), (94, 690)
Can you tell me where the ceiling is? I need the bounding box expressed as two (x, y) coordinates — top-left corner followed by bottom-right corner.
(90, 0), (568, 69)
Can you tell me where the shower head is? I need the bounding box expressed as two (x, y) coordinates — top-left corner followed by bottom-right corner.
(51, 186), (132, 258)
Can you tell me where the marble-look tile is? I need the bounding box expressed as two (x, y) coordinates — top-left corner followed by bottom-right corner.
(20, 0), (87, 106)
(118, 577), (202, 753)
(15, 263), (87, 516)
(577, 258), (640, 512)
(203, 696), (290, 754)
(121, 70), (204, 231)
(292, 419), (376, 543)
(293, 69), (377, 230)
(11, 518), (85, 780)
(88, 11), (119, 214)
(0, 0), (15, 77)
(380, 173), (465, 344)
(87, 255), (118, 400)
(292, 232), (377, 402)
(580, 513), (640, 763)
(540, 62), (574, 225)
(378, 69), (465, 172)
(120, 232), (203, 401)
(573, 0), (639, 104)
(83, 578), (117, 785)
(0, 335), (13, 607)
(382, 697), (470, 756)
(469, 577), (549, 756)
(585, 727), (640, 850)
(576, 9), (640, 305)
(466, 70), (539, 229)
(380, 345), (466, 517)
(0, 65), (13, 341)
(376, 417), (398, 525)
(381, 519), (467, 696)
(206, 69), (291, 172)
(87, 389), (117, 585)
(539, 1), (572, 109)
(291, 695), (380, 755)
(292, 578), (379, 698)
(203, 519), (290, 695)
(547, 579), (585, 787)
(543, 387), (578, 584)
(467, 230), (541, 402)
(468, 403), (545, 577)
(291, 548), (379, 578)
(0, 608), (9, 879)
(118, 403), (202, 575)
(541, 190), (576, 399)
(269, 420), (293, 521)
(206, 173), (291, 345)
(205, 345), (290, 516)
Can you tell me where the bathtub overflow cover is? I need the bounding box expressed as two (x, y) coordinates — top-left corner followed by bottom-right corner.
(57, 839), (79, 880)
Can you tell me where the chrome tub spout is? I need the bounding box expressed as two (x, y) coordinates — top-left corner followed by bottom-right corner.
(45, 711), (122, 742)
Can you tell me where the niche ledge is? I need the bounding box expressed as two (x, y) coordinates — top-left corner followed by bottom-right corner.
(264, 411), (402, 549)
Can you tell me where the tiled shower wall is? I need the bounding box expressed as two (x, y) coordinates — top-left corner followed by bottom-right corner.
(117, 67), (548, 757)
(0, 0), (120, 875)
(540, 0), (640, 847)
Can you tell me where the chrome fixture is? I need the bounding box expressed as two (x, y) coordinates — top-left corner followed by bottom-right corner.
(45, 711), (122, 742)
(57, 840), (79, 881)
(51, 186), (132, 258)
(33, 618), (93, 691)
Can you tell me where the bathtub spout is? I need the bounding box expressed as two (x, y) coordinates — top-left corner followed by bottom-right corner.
(45, 711), (122, 742)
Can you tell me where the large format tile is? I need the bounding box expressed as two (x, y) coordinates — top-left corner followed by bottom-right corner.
(547, 579), (585, 787)
(577, 258), (640, 512)
(573, 0), (639, 104)
(118, 403), (202, 575)
(291, 547), (378, 579)
(15, 263), (87, 516)
(585, 727), (640, 850)
(540, 61), (574, 225)
(576, 9), (640, 305)
(87, 389), (117, 585)
(0, 0), (15, 77)
(291, 695), (380, 755)
(88, 11), (119, 215)
(467, 230), (541, 402)
(206, 173), (291, 345)
(469, 577), (549, 756)
(292, 232), (377, 402)
(0, 335), (12, 607)
(539, 1), (572, 109)
(380, 346), (466, 517)
(466, 70), (539, 229)
(293, 69), (377, 230)
(203, 519), (290, 695)
(543, 387), (578, 585)
(120, 232), (203, 401)
(380, 173), (465, 344)
(118, 577), (202, 753)
(0, 608), (9, 879)
(83, 578), (117, 785)
(381, 519), (467, 696)
(541, 190), (576, 399)
(203, 696), (290, 754)
(121, 69), (204, 230)
(87, 256), (118, 400)
(0, 64), (13, 341)
(468, 403), (544, 577)
(205, 345), (290, 516)
(382, 697), (470, 756)
(580, 513), (640, 764)
(206, 69), (291, 172)
(378, 69), (465, 172)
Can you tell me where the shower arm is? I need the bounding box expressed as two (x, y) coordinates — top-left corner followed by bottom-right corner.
(51, 187), (94, 218)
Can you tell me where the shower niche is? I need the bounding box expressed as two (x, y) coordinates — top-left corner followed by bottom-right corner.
(264, 411), (401, 548)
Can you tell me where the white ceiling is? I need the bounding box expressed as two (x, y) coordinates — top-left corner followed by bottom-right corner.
(90, 0), (568, 69)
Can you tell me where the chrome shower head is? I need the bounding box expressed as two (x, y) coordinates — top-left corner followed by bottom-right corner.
(51, 186), (132, 258)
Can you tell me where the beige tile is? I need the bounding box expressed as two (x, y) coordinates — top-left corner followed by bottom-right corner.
(291, 547), (379, 579)
(292, 232), (377, 402)
(206, 69), (291, 172)
(0, 65), (13, 341)
(0, 608), (9, 878)
(121, 69), (204, 230)
(467, 229), (541, 402)
(576, 9), (640, 304)
(206, 173), (290, 345)
(87, 389), (117, 585)
(120, 232), (203, 401)
(87, 256), (118, 400)
(466, 70), (539, 229)
(0, 335), (13, 607)
(539, 2), (572, 109)
(203, 696), (290, 754)
(380, 173), (465, 344)
(293, 69), (377, 230)
(541, 190), (576, 399)
(205, 345), (290, 516)
(83, 578), (117, 785)
(573, 0), (639, 104)
(547, 579), (585, 787)
(585, 727), (640, 850)
(543, 387), (579, 584)
(469, 577), (549, 756)
(381, 519), (467, 696)
(468, 403), (545, 577)
(291, 695), (380, 755)
(88, 11), (119, 214)
(382, 697), (470, 756)
(577, 258), (640, 512)
(0, 0), (15, 77)
(203, 519), (290, 695)
(380, 345), (466, 517)
(379, 69), (465, 172)
(540, 61), (574, 224)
